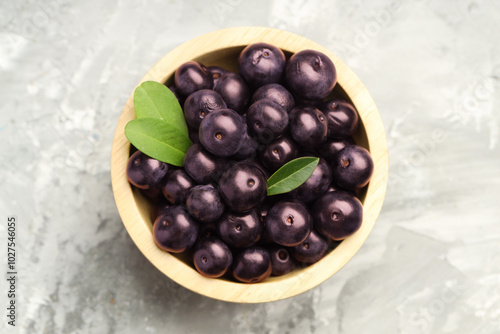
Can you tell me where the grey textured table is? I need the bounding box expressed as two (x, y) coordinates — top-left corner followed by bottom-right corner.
(1, 0), (499, 333)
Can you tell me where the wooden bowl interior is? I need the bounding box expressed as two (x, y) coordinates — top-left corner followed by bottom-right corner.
(112, 27), (388, 303)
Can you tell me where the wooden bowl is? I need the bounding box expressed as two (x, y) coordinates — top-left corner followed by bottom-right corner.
(111, 27), (388, 303)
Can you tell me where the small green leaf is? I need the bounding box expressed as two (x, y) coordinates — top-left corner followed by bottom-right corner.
(125, 118), (192, 166)
(267, 157), (320, 196)
(133, 81), (188, 135)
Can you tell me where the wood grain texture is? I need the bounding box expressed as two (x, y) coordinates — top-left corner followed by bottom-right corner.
(110, 26), (389, 303)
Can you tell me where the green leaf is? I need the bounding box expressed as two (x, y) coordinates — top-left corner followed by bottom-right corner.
(125, 118), (192, 167)
(133, 81), (188, 135)
(267, 157), (320, 196)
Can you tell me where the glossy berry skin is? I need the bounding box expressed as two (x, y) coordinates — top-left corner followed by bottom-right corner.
(127, 151), (169, 190)
(258, 196), (290, 246)
(318, 137), (355, 163)
(186, 184), (225, 223)
(291, 158), (332, 203)
(199, 109), (247, 157)
(238, 43), (286, 88)
(246, 160), (270, 179)
(183, 89), (227, 129)
(183, 144), (226, 184)
(291, 229), (329, 264)
(284, 49), (337, 101)
(252, 83), (295, 112)
(214, 72), (250, 114)
(320, 100), (359, 138)
(232, 247), (272, 283)
(153, 206), (199, 253)
(247, 99), (289, 143)
(313, 191), (363, 240)
(259, 192), (290, 215)
(162, 169), (195, 205)
(269, 245), (295, 276)
(193, 237), (232, 278)
(207, 66), (228, 86)
(265, 201), (312, 247)
(217, 210), (262, 248)
(174, 61), (213, 97)
(232, 133), (259, 160)
(289, 106), (328, 148)
(332, 145), (374, 189)
(259, 135), (299, 171)
(218, 161), (267, 212)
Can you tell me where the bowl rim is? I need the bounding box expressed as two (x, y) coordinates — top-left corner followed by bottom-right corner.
(111, 26), (388, 303)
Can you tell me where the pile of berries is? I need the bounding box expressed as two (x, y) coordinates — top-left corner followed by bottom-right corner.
(127, 43), (374, 283)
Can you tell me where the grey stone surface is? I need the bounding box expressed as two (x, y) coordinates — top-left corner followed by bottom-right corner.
(1, 0), (499, 333)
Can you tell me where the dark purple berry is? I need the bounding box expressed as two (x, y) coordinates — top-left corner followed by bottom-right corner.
(265, 201), (312, 247)
(232, 133), (259, 160)
(257, 203), (271, 222)
(183, 144), (226, 184)
(218, 161), (267, 212)
(318, 137), (355, 162)
(289, 106), (328, 148)
(326, 183), (356, 197)
(183, 89), (227, 129)
(269, 245), (295, 276)
(252, 83), (295, 112)
(153, 206), (199, 253)
(245, 159), (271, 179)
(313, 191), (363, 240)
(217, 210), (262, 248)
(290, 158), (332, 203)
(326, 184), (339, 193)
(188, 126), (201, 144)
(127, 151), (168, 190)
(151, 201), (170, 222)
(174, 61), (213, 97)
(238, 43), (286, 88)
(232, 247), (272, 283)
(161, 169), (195, 205)
(168, 84), (184, 105)
(199, 109), (246, 157)
(214, 72), (250, 114)
(186, 185), (225, 223)
(291, 229), (329, 264)
(197, 223), (218, 241)
(284, 49), (337, 101)
(296, 99), (322, 108)
(320, 100), (359, 138)
(332, 145), (373, 189)
(259, 228), (274, 245)
(193, 237), (232, 278)
(247, 99), (289, 143)
(140, 187), (164, 203)
(259, 135), (299, 171)
(207, 66), (228, 86)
